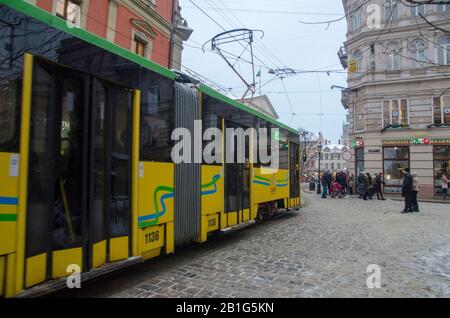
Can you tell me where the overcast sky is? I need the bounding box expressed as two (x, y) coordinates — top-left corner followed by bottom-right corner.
(179, 0), (348, 143)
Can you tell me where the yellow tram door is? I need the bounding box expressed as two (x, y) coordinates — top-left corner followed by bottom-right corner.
(223, 121), (251, 228)
(20, 54), (136, 291)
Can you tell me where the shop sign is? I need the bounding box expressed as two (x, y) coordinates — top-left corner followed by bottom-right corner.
(349, 60), (358, 74)
(352, 140), (364, 148)
(382, 139), (411, 146)
(412, 138), (430, 145)
(431, 138), (450, 145)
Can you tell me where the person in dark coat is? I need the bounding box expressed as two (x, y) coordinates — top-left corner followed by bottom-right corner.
(375, 172), (386, 200)
(401, 168), (414, 213)
(321, 171), (331, 199)
(357, 172), (366, 199)
(366, 173), (373, 200)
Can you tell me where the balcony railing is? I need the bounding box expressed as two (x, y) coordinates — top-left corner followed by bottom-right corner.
(337, 46), (347, 69)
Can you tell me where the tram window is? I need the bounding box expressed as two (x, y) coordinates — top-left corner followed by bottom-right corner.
(54, 78), (84, 249)
(279, 141), (289, 170)
(202, 113), (222, 165)
(110, 88), (131, 237)
(290, 143), (300, 198)
(140, 75), (175, 162)
(257, 122), (275, 168)
(0, 80), (20, 153)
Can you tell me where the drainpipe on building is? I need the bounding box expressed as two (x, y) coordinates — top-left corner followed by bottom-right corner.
(168, 0), (177, 69)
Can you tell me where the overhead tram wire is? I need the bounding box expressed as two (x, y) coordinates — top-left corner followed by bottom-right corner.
(201, 0), (283, 71)
(187, 0), (274, 73)
(298, 0), (372, 26)
(210, 0), (288, 68)
(280, 77), (295, 125)
(200, 0), (302, 121)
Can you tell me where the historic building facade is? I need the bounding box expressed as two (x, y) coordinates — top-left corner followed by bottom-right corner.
(27, 0), (192, 69)
(341, 0), (450, 198)
(319, 143), (350, 174)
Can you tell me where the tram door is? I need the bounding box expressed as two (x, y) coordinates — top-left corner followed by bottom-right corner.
(224, 121), (250, 226)
(24, 57), (133, 288)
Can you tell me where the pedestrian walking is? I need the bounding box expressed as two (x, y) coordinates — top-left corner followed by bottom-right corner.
(321, 171), (331, 199)
(441, 174), (449, 200)
(401, 168), (414, 213)
(348, 173), (355, 195)
(412, 172), (420, 212)
(375, 172), (386, 200)
(366, 173), (373, 200)
(357, 172), (365, 199)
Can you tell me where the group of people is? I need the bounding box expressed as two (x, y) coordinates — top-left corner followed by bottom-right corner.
(356, 172), (386, 201)
(320, 170), (350, 199)
(399, 168), (420, 213)
(318, 169), (449, 213)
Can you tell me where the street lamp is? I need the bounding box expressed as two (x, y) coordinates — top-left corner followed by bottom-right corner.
(317, 144), (323, 194)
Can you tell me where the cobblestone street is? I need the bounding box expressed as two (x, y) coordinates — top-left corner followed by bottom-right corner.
(56, 192), (450, 298)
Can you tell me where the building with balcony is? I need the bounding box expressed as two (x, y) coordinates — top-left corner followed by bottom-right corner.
(27, 0), (192, 69)
(341, 0), (450, 198)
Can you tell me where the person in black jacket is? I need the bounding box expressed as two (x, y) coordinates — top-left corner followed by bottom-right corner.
(401, 168), (414, 213)
(375, 172), (386, 200)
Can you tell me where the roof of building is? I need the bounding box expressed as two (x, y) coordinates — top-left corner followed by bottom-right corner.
(322, 144), (349, 152)
(240, 95), (279, 120)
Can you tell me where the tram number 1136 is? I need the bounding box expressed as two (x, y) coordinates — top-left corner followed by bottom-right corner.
(145, 231), (160, 244)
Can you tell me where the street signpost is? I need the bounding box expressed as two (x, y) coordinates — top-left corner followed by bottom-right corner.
(342, 150), (352, 161)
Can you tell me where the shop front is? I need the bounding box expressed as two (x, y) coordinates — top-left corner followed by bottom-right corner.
(433, 144), (450, 196)
(383, 145), (410, 194)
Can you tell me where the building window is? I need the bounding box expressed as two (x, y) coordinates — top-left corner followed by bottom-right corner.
(437, 4), (450, 12)
(437, 35), (450, 65)
(410, 4), (425, 17)
(325, 163), (329, 170)
(383, 146), (410, 194)
(134, 37), (147, 57)
(386, 51), (400, 70)
(383, 99), (409, 127)
(351, 9), (362, 31)
(337, 163), (341, 170)
(56, 0), (81, 25)
(433, 96), (450, 125)
(385, 43), (401, 70)
(353, 50), (363, 73)
(384, 0), (399, 21)
(354, 102), (366, 132)
(434, 146), (450, 195)
(409, 39), (427, 68)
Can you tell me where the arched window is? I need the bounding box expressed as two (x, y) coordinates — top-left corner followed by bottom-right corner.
(409, 39), (427, 68)
(437, 35), (450, 65)
(385, 42), (400, 70)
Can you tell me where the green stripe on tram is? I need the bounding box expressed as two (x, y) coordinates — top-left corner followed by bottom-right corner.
(254, 175), (271, 182)
(0, 214), (17, 222)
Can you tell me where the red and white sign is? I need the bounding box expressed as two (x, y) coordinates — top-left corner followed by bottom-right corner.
(342, 151), (352, 161)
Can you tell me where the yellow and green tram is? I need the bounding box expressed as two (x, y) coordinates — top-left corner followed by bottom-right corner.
(0, 0), (301, 297)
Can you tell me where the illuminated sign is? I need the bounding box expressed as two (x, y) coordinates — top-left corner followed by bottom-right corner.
(412, 138), (430, 145)
(352, 140), (364, 148)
